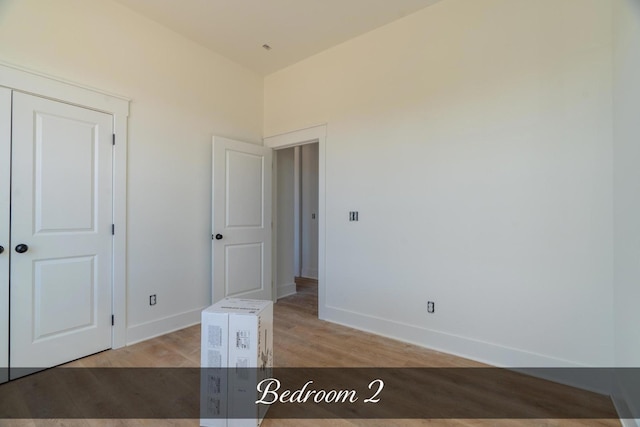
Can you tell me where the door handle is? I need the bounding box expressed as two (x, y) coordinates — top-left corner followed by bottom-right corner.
(15, 244), (29, 253)
(0, 245), (4, 254)
(215, 234), (223, 240)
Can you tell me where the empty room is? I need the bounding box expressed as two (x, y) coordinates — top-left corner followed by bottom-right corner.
(0, 0), (639, 425)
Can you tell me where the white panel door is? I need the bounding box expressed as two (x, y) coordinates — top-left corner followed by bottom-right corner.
(212, 136), (272, 302)
(10, 92), (113, 377)
(0, 87), (11, 384)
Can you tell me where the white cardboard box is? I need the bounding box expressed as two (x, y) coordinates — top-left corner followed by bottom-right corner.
(200, 298), (273, 427)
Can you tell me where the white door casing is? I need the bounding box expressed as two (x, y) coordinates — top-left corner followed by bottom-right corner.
(1, 61), (129, 350)
(10, 92), (113, 376)
(212, 136), (273, 302)
(0, 87), (11, 384)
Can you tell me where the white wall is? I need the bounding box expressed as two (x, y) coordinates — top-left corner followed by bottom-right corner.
(0, 0), (263, 343)
(265, 0), (614, 367)
(300, 143), (319, 279)
(614, 0), (640, 369)
(613, 0), (640, 422)
(276, 147), (297, 298)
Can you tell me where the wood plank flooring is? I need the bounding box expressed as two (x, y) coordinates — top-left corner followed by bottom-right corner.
(0, 279), (621, 427)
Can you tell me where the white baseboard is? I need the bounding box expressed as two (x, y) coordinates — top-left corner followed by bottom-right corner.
(614, 396), (639, 427)
(277, 282), (297, 299)
(301, 268), (318, 280)
(620, 418), (640, 427)
(322, 305), (615, 391)
(126, 307), (204, 345)
(614, 400), (639, 427)
(613, 376), (640, 427)
(323, 306), (623, 397)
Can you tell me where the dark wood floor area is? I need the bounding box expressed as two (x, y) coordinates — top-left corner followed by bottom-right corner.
(0, 279), (621, 426)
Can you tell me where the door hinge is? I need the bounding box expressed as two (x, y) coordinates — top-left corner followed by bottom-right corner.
(112, 224), (115, 235)
(111, 315), (115, 326)
(112, 134), (116, 146)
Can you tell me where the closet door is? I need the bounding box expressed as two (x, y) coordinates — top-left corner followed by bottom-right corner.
(0, 87), (11, 384)
(10, 92), (113, 377)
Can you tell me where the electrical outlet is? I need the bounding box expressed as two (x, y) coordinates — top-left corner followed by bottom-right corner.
(427, 301), (435, 314)
(150, 294), (157, 306)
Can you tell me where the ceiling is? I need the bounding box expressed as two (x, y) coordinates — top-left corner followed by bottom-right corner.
(113, 0), (442, 75)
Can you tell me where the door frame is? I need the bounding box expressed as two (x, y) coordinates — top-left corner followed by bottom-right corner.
(0, 87), (10, 383)
(264, 124), (327, 319)
(0, 60), (130, 348)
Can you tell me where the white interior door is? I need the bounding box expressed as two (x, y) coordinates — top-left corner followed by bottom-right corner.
(10, 92), (113, 378)
(0, 87), (11, 384)
(212, 136), (272, 302)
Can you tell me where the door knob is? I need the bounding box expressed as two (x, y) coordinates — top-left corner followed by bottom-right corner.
(15, 244), (29, 253)
(215, 234), (223, 240)
(0, 246), (4, 254)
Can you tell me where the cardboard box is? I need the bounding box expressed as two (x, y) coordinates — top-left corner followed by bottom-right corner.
(200, 298), (273, 427)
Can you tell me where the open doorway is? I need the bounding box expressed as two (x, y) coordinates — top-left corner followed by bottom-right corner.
(298, 144), (319, 282)
(274, 143), (318, 305)
(265, 124), (326, 319)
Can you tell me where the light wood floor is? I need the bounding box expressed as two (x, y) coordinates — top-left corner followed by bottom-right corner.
(1, 279), (620, 427)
